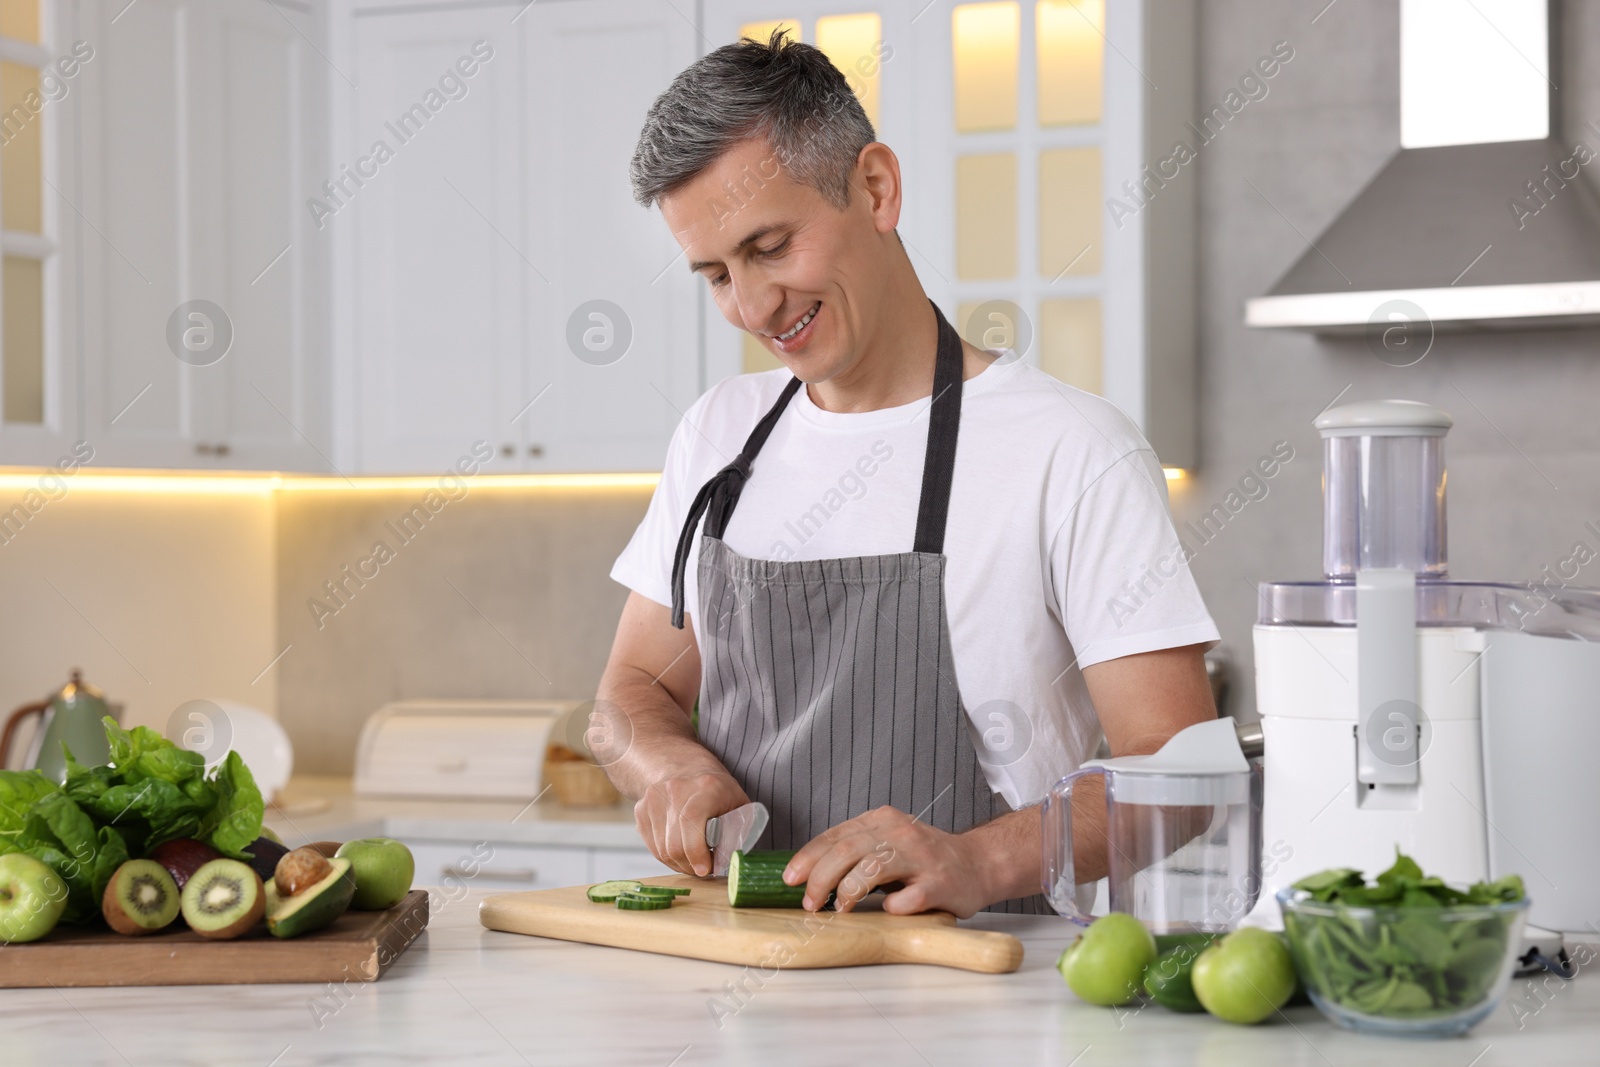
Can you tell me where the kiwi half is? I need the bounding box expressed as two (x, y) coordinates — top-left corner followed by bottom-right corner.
(180, 858), (265, 939)
(102, 859), (181, 935)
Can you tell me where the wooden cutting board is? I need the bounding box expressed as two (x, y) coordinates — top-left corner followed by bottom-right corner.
(0, 890), (429, 988)
(479, 875), (1023, 974)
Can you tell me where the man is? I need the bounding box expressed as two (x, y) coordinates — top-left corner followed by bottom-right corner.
(594, 33), (1219, 916)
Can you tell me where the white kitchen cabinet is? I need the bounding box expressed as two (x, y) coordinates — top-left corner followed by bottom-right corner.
(522, 0), (700, 472)
(74, 0), (331, 470)
(347, 3), (528, 475)
(345, 0), (700, 474)
(589, 847), (676, 883)
(405, 839), (589, 893)
(404, 838), (672, 892)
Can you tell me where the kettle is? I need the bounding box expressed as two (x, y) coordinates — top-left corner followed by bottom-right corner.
(0, 670), (118, 783)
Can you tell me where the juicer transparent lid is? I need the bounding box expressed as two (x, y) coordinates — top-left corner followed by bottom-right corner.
(1258, 579), (1600, 641)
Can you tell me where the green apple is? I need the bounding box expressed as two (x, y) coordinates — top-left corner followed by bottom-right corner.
(1056, 912), (1158, 1006)
(1191, 927), (1298, 1025)
(335, 838), (415, 910)
(0, 853), (68, 944)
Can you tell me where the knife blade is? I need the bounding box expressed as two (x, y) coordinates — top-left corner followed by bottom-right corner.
(706, 801), (769, 877)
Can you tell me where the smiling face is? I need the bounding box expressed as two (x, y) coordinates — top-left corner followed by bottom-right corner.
(659, 137), (905, 387)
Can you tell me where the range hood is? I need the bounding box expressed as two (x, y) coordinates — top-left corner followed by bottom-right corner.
(1246, 0), (1600, 333)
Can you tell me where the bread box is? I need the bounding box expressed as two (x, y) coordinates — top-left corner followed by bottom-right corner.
(353, 700), (580, 801)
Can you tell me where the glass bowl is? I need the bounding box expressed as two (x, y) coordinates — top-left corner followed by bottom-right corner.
(1276, 887), (1529, 1037)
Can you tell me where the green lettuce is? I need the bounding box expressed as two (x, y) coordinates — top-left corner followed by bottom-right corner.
(0, 769), (61, 853)
(4, 717), (266, 924)
(205, 751), (265, 858)
(17, 792), (130, 923)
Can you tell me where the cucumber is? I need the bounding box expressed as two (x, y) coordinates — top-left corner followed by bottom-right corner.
(586, 880), (644, 903)
(728, 850), (802, 908)
(1144, 943), (1211, 1013)
(728, 850), (806, 908)
(1154, 932), (1219, 955)
(616, 893), (672, 910)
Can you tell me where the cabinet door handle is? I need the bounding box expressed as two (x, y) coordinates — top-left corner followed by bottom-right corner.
(527, 444), (543, 458)
(195, 443), (214, 455)
(500, 444), (515, 458)
(442, 866), (535, 883)
(214, 443), (231, 457)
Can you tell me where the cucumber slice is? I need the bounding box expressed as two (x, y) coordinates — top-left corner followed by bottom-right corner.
(616, 893), (673, 910)
(627, 885), (681, 899)
(586, 880), (644, 903)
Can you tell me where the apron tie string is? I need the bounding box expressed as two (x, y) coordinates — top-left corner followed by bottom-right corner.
(671, 456), (749, 628)
(669, 376), (802, 629)
(670, 376), (803, 628)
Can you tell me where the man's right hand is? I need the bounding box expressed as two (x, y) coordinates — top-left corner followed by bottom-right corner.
(634, 771), (750, 877)
(597, 592), (741, 877)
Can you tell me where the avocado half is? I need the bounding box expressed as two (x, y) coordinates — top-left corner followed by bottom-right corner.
(264, 856), (357, 938)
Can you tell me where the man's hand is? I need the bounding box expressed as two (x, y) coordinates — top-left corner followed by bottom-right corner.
(596, 592), (749, 877)
(781, 806), (1003, 920)
(635, 771), (750, 878)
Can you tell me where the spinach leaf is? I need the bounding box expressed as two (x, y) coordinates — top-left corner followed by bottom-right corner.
(204, 751), (264, 859)
(1294, 866), (1363, 901)
(1286, 849), (1525, 1019)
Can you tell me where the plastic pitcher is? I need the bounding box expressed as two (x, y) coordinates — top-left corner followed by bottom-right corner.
(1042, 718), (1261, 931)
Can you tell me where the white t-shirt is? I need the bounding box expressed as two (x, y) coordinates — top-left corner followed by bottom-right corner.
(611, 358), (1220, 808)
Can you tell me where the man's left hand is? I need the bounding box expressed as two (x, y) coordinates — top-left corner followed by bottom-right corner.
(781, 806), (995, 919)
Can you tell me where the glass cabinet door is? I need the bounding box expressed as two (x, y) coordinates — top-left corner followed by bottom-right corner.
(0, 0), (51, 434)
(703, 0), (1107, 396)
(950, 0), (1105, 394)
(704, 1), (898, 379)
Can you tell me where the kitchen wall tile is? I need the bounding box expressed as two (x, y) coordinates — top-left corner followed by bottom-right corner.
(0, 490), (277, 763)
(275, 487), (650, 774)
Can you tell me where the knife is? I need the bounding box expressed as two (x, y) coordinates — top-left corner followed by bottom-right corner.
(705, 801), (769, 877)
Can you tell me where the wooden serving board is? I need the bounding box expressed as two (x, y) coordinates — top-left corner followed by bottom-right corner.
(480, 875), (1022, 974)
(0, 890), (430, 988)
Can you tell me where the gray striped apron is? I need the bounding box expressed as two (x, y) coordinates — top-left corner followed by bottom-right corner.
(670, 301), (1050, 914)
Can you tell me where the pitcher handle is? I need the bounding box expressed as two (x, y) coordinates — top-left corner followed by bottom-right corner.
(0, 699), (50, 771)
(1041, 766), (1104, 922)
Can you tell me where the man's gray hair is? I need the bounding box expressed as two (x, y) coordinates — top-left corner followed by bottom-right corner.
(630, 30), (877, 210)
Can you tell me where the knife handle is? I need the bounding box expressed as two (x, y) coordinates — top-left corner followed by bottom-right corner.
(704, 816), (720, 848)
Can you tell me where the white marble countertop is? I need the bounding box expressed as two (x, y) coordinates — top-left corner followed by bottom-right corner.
(2, 888), (1593, 1067)
(264, 775), (648, 850)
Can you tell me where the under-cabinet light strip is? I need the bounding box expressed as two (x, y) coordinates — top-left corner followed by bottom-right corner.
(0, 471), (662, 494)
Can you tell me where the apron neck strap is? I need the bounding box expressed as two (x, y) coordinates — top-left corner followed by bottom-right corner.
(670, 377), (802, 628)
(669, 300), (967, 629)
(912, 300), (965, 556)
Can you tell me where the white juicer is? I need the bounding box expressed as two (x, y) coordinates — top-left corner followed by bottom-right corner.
(1251, 399), (1600, 939)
